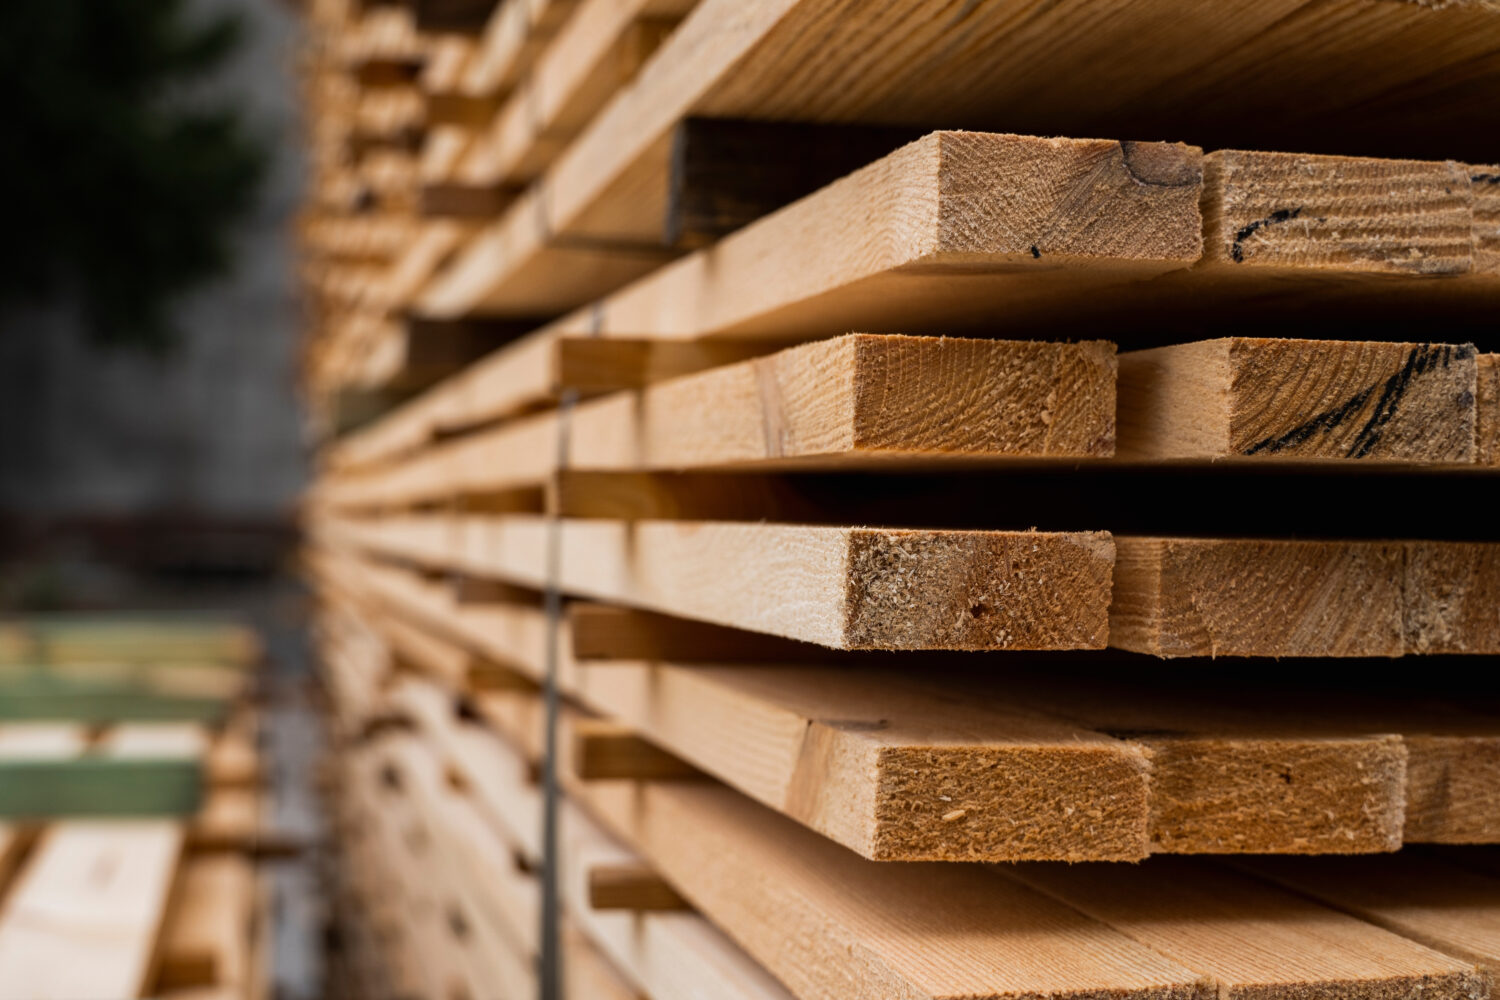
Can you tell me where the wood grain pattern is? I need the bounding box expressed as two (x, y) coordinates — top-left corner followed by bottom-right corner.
(1111, 538), (1500, 657)
(564, 662), (1151, 862)
(1117, 339), (1481, 464)
(326, 514), (1116, 650)
(315, 334), (1117, 507)
(1241, 854), (1500, 974)
(320, 554), (1500, 855)
(1200, 151), (1474, 276)
(417, 0), (1500, 323)
(1480, 353), (1500, 466)
(1002, 858), (1485, 1000)
(572, 777), (1203, 1000)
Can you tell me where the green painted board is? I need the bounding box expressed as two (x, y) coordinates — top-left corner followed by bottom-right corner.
(0, 671), (233, 723)
(0, 757), (203, 818)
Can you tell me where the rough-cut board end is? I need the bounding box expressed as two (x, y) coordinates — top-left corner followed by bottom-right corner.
(872, 741), (1152, 862)
(934, 133), (1204, 263)
(848, 335), (1118, 460)
(1201, 150), (1474, 275)
(842, 529), (1114, 650)
(1145, 736), (1408, 856)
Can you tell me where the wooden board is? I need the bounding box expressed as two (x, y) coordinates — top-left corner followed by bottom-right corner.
(1001, 858), (1484, 1000)
(323, 514), (1116, 650)
(415, 0), (1500, 324)
(456, 0), (696, 189)
(420, 130), (1205, 320)
(0, 723), (205, 819)
(0, 618), (260, 666)
(319, 550), (1500, 852)
(1111, 537), (1500, 657)
(565, 663), (1151, 862)
(155, 853), (256, 992)
(1117, 339), (1486, 465)
(1242, 853), (1500, 973)
(560, 798), (795, 1000)
(315, 334), (1118, 507)
(571, 777), (1204, 1000)
(0, 821), (185, 1000)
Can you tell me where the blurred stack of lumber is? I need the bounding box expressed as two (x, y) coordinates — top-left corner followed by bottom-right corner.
(0, 617), (280, 1000)
(295, 0), (1500, 998)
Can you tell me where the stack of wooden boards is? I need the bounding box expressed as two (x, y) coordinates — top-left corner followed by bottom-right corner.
(296, 1), (1500, 999)
(0, 617), (278, 1000)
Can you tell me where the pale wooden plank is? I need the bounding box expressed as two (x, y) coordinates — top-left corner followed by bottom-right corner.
(571, 777), (1202, 1000)
(587, 862), (688, 911)
(321, 514), (1116, 650)
(1117, 339), (1482, 464)
(314, 334), (1118, 507)
(564, 663), (1151, 862)
(0, 821), (185, 1000)
(1242, 853), (1500, 974)
(1002, 858), (1484, 1000)
(420, 131), (1204, 320)
(1111, 537), (1500, 657)
(155, 853), (256, 992)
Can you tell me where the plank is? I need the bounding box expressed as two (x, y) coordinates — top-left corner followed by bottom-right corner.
(0, 723), (205, 819)
(1001, 858), (1484, 1000)
(587, 862), (689, 911)
(571, 719), (700, 781)
(419, 130), (1206, 319)
(323, 514), (1117, 650)
(1117, 339), (1485, 464)
(315, 334), (1119, 507)
(456, 0), (697, 190)
(318, 551), (1500, 852)
(666, 118), (924, 246)
(560, 799), (793, 1000)
(571, 777), (1203, 1000)
(345, 144), (1500, 472)
(0, 617), (260, 666)
(418, 0), (1500, 320)
(457, 0), (580, 98)
(566, 663), (1151, 861)
(156, 853), (256, 991)
(1241, 853), (1500, 974)
(378, 675), (796, 1000)
(1111, 537), (1500, 657)
(0, 821), (185, 1000)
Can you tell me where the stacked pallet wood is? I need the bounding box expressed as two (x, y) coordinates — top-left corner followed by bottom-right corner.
(297, 1), (1500, 999)
(0, 618), (278, 1000)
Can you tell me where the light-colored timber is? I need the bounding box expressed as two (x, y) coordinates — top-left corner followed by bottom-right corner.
(1111, 537), (1500, 657)
(415, 0), (1500, 324)
(0, 821), (185, 1000)
(586, 862), (689, 911)
(1242, 853), (1500, 974)
(1118, 339), (1485, 464)
(570, 776), (1204, 1000)
(318, 514), (1117, 650)
(314, 334), (1118, 506)
(1002, 858), (1485, 1000)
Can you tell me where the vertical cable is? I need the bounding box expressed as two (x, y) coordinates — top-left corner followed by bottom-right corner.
(537, 385), (577, 1000)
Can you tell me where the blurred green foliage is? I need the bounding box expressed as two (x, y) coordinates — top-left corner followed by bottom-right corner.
(0, 0), (267, 351)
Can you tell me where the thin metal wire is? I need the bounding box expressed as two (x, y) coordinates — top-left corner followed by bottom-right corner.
(538, 386), (578, 1000)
